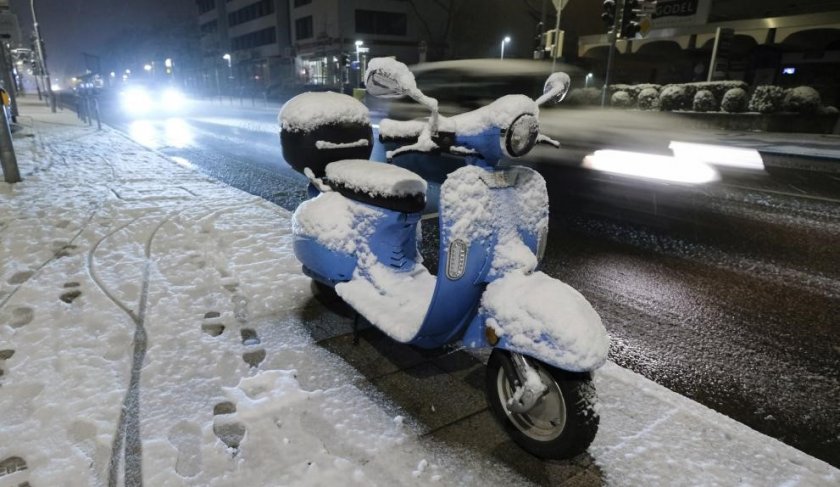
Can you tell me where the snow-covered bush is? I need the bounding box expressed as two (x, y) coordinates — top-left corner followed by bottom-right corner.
(820, 105), (839, 115)
(566, 87), (602, 106)
(611, 91), (633, 108)
(693, 90), (717, 112)
(690, 81), (747, 102)
(748, 85), (785, 113)
(659, 85), (694, 111)
(637, 87), (660, 111)
(721, 88), (747, 113)
(608, 84), (660, 105)
(783, 86), (822, 114)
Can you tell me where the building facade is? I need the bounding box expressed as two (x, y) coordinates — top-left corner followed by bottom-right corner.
(575, 0), (840, 104)
(196, 0), (293, 95)
(196, 0), (445, 94)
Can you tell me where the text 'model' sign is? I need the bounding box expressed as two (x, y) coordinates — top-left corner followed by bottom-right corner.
(652, 0), (711, 28)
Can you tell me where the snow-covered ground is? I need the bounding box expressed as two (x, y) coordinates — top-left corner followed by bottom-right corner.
(1, 99), (837, 486)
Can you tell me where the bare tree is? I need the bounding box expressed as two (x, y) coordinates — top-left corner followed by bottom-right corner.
(406, 0), (465, 60)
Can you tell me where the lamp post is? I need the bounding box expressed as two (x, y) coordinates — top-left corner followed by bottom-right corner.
(354, 40), (364, 87)
(500, 36), (511, 59)
(30, 0), (56, 112)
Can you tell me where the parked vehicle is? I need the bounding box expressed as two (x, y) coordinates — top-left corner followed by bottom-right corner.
(278, 58), (609, 459)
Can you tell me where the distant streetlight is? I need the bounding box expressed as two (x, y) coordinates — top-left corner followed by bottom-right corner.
(500, 36), (511, 59)
(143, 64), (152, 72)
(164, 58), (172, 68)
(355, 40), (363, 63)
(109, 71), (116, 78)
(585, 72), (593, 88)
(222, 53), (231, 67)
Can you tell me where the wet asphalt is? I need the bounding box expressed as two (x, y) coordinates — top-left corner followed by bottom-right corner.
(100, 98), (840, 467)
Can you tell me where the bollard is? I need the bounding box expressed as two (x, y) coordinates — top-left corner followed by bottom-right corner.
(0, 102), (20, 183)
(93, 97), (102, 130)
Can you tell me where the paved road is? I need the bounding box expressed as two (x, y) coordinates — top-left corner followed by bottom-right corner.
(100, 98), (840, 467)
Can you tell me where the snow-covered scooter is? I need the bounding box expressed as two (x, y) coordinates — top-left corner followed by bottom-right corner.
(279, 58), (609, 459)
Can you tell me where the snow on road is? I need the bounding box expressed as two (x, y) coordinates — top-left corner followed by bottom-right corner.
(0, 100), (837, 486)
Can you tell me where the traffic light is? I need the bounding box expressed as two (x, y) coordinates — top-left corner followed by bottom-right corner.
(621, 0), (641, 39)
(601, 0), (616, 30)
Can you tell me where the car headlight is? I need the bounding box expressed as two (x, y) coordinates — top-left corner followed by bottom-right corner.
(121, 87), (153, 115)
(161, 88), (186, 110)
(502, 113), (539, 158)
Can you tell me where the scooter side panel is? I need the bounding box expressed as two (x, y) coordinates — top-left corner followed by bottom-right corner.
(294, 236), (356, 285)
(408, 238), (490, 348)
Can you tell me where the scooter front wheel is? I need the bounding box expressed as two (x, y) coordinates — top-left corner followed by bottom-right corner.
(485, 349), (599, 459)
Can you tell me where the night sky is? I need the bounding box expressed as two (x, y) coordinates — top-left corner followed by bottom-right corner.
(10, 0), (196, 79)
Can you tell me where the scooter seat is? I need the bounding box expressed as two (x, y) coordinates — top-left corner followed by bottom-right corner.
(324, 159), (427, 213)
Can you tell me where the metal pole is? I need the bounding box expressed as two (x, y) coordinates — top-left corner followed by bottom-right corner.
(31, 0), (56, 112)
(601, 0), (623, 107)
(0, 102), (20, 183)
(707, 26), (722, 82)
(551, 2), (562, 72)
(0, 42), (19, 120)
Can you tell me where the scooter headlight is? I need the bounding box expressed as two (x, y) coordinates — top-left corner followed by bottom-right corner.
(502, 113), (539, 158)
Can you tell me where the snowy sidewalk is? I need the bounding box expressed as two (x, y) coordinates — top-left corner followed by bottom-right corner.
(1, 97), (838, 486)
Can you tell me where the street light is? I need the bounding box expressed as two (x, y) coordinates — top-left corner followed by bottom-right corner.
(585, 72), (593, 88)
(355, 40), (363, 64)
(143, 64), (152, 72)
(31, 0), (55, 112)
(500, 36), (511, 59)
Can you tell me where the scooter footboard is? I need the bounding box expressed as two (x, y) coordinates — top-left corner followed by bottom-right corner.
(473, 271), (609, 372)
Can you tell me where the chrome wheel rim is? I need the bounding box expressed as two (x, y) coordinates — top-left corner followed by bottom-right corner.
(496, 362), (566, 441)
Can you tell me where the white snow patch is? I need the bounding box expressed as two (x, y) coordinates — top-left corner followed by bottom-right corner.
(292, 192), (383, 254)
(279, 91), (370, 133)
(483, 271), (609, 371)
(325, 159), (426, 198)
(336, 256), (435, 342)
(315, 138), (369, 150)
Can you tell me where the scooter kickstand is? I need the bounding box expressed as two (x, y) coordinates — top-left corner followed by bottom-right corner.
(352, 312), (361, 345)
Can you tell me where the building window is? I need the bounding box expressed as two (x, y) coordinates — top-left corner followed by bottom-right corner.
(200, 20), (218, 35)
(197, 0), (215, 15)
(294, 0), (312, 6)
(295, 16), (313, 40)
(231, 27), (277, 50)
(355, 10), (407, 36)
(228, 0), (275, 27)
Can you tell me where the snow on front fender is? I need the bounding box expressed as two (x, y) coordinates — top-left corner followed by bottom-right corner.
(482, 271), (609, 371)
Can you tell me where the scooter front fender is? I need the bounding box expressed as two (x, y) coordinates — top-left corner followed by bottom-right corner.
(468, 271), (609, 372)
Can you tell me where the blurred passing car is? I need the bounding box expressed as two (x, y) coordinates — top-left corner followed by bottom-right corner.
(119, 83), (188, 118)
(372, 58), (585, 120)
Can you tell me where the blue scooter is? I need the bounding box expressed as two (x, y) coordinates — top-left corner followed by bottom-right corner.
(279, 58), (609, 459)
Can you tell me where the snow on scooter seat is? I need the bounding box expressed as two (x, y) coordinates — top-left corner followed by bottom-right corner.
(482, 271), (610, 371)
(279, 91), (370, 133)
(325, 159), (427, 198)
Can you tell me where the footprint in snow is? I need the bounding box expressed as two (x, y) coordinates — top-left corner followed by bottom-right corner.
(9, 307), (34, 328)
(212, 402), (246, 452)
(0, 456), (28, 481)
(60, 289), (82, 304)
(168, 421), (203, 477)
(0, 350), (13, 380)
(7, 271), (34, 285)
(54, 243), (78, 259)
(201, 311), (225, 337)
(240, 328), (260, 346)
(242, 349), (266, 368)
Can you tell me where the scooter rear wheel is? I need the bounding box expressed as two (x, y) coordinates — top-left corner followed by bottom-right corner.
(485, 349), (599, 459)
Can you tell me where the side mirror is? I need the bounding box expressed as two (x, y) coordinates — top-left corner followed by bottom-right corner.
(536, 72), (571, 106)
(365, 58), (418, 99)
